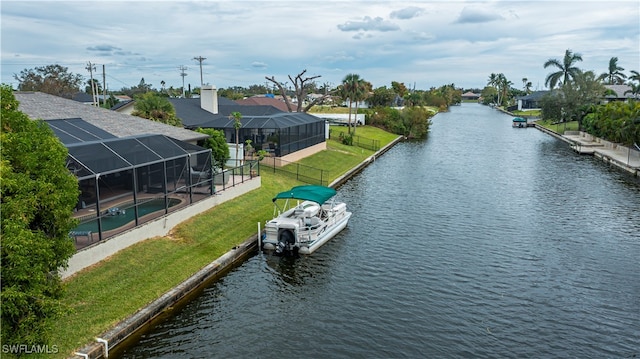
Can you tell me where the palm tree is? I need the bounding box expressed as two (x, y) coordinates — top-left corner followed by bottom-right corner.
(230, 111), (242, 167)
(497, 74), (512, 106)
(544, 49), (583, 90)
(598, 57), (627, 85)
(342, 73), (363, 134)
(628, 70), (640, 83)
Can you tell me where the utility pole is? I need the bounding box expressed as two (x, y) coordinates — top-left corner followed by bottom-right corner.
(85, 62), (97, 106)
(179, 65), (188, 98)
(192, 56), (206, 87)
(102, 64), (107, 108)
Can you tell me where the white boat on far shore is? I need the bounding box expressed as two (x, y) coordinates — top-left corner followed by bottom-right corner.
(262, 185), (352, 255)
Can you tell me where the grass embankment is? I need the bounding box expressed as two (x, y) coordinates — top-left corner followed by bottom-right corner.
(535, 119), (579, 133)
(511, 109), (541, 117)
(307, 105), (351, 114)
(49, 126), (399, 358)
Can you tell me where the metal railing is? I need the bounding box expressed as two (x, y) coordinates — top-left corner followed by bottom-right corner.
(260, 157), (328, 186)
(328, 129), (380, 151)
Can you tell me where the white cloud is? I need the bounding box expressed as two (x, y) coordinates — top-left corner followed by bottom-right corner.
(390, 6), (424, 20)
(337, 16), (400, 32)
(1, 1), (638, 91)
(455, 6), (504, 24)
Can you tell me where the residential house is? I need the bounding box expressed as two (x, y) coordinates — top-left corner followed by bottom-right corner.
(604, 84), (638, 102)
(14, 91), (214, 245)
(461, 91), (480, 101)
(111, 99), (136, 114)
(170, 86), (327, 162)
(516, 91), (549, 111)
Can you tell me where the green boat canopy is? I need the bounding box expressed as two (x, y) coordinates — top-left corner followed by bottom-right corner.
(273, 185), (337, 204)
(512, 117), (527, 122)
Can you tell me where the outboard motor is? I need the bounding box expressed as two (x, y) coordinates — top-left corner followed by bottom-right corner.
(275, 229), (295, 256)
(275, 240), (287, 255)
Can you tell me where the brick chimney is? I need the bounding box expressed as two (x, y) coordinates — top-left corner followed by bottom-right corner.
(200, 85), (218, 114)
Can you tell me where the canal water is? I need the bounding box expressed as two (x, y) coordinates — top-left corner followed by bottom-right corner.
(117, 103), (639, 358)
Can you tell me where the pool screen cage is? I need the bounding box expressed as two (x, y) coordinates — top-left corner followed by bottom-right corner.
(67, 134), (214, 243)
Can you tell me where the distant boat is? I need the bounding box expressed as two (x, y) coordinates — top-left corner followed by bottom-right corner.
(262, 185), (352, 255)
(512, 117), (528, 128)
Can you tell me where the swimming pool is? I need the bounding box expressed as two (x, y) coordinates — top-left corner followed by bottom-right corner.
(73, 198), (181, 232)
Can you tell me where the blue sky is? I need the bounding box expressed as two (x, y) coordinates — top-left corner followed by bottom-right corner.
(1, 0), (638, 92)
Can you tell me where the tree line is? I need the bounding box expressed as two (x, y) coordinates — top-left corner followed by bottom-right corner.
(480, 50), (639, 146)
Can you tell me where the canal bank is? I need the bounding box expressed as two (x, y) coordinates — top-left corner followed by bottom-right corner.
(496, 105), (639, 177)
(534, 124), (639, 177)
(69, 135), (403, 359)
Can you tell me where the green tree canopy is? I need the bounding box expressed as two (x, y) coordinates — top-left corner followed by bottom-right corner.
(598, 57), (626, 85)
(401, 106), (433, 139)
(13, 64), (83, 99)
(544, 49), (583, 90)
(368, 86), (396, 107)
(132, 92), (182, 127)
(1, 84), (78, 346)
(195, 128), (230, 168)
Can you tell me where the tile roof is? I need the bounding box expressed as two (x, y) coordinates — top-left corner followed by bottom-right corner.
(236, 96), (290, 112)
(14, 91), (207, 142)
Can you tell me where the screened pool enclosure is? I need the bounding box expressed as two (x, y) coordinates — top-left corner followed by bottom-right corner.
(47, 118), (216, 245)
(68, 134), (214, 243)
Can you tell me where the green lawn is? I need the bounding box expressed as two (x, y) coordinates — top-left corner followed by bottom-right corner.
(535, 119), (579, 133)
(512, 109), (541, 117)
(308, 105), (351, 114)
(43, 126), (399, 359)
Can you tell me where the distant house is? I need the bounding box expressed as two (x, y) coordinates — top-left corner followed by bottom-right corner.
(72, 92), (95, 104)
(170, 86), (327, 161)
(516, 91), (549, 110)
(236, 95), (290, 112)
(461, 91), (480, 101)
(604, 84), (638, 102)
(111, 99), (135, 115)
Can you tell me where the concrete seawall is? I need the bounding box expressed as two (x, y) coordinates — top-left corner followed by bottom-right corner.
(69, 136), (404, 359)
(330, 136), (404, 188)
(534, 124), (639, 177)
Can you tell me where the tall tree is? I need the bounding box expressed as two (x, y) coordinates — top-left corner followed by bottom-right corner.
(131, 92), (182, 127)
(195, 128), (230, 169)
(598, 57), (626, 85)
(369, 86), (395, 107)
(1, 84), (78, 346)
(231, 111), (242, 167)
(13, 64), (83, 99)
(265, 69), (334, 112)
(544, 49), (583, 90)
(342, 73), (366, 134)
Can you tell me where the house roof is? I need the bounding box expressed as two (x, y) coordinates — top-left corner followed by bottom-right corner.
(169, 97), (284, 128)
(110, 99), (135, 111)
(517, 91), (550, 101)
(236, 96), (290, 112)
(196, 111), (325, 130)
(66, 133), (208, 180)
(72, 92), (94, 103)
(14, 91), (207, 143)
(461, 91), (480, 97)
(604, 84), (636, 99)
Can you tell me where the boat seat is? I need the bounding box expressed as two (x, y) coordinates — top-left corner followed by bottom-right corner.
(304, 217), (321, 228)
